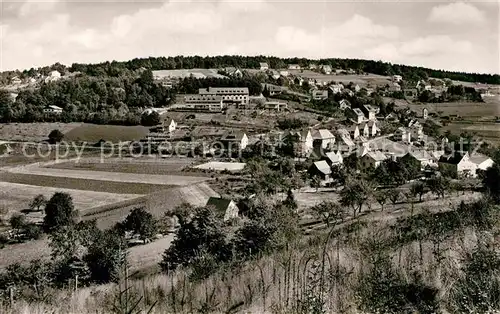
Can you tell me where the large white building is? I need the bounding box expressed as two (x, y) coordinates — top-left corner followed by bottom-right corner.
(173, 94), (224, 112)
(199, 87), (249, 105)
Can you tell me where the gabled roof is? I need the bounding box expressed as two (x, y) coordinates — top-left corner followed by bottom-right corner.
(206, 197), (235, 212)
(259, 62), (269, 67)
(365, 151), (387, 162)
(469, 153), (492, 165)
(407, 150), (432, 161)
(325, 151), (342, 164)
(439, 152), (468, 165)
(311, 129), (335, 140)
(352, 108), (364, 116)
(313, 160), (331, 175)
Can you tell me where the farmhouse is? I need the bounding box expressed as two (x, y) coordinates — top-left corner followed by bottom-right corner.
(206, 197), (239, 221)
(312, 89), (328, 100)
(259, 62), (269, 71)
(438, 152), (477, 178)
(311, 129), (336, 149)
(220, 130), (249, 150)
(310, 160), (332, 184)
(360, 151), (387, 170)
(469, 153), (494, 171)
(43, 105), (63, 115)
(319, 65), (332, 74)
(199, 87), (249, 105)
(288, 64), (301, 70)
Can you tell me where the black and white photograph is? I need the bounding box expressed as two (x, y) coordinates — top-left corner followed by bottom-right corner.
(0, 0), (499, 313)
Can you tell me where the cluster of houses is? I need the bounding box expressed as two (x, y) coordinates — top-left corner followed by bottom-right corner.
(9, 70), (62, 86)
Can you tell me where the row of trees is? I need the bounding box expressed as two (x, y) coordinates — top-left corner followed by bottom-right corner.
(5, 55), (497, 84)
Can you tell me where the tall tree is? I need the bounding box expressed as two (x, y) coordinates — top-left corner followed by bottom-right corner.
(43, 192), (77, 233)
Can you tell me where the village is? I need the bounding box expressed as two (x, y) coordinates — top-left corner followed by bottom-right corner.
(0, 57), (499, 314)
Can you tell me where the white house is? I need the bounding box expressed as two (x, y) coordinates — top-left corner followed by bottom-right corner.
(392, 75), (403, 82)
(329, 84), (344, 95)
(325, 151), (343, 167)
(311, 129), (336, 149)
(311, 160), (332, 184)
(279, 70), (289, 77)
(469, 153), (494, 172)
(350, 125), (361, 139)
(349, 108), (365, 124)
(259, 62), (269, 71)
(312, 89), (328, 100)
(43, 105), (63, 115)
(164, 118), (177, 133)
(309, 64), (318, 70)
(439, 152), (478, 178)
(206, 197), (239, 221)
(288, 64), (301, 70)
(319, 65), (332, 74)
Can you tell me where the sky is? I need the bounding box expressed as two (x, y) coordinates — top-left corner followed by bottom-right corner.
(0, 0), (499, 74)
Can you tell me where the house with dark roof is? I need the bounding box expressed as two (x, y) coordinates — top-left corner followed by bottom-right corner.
(206, 197), (239, 221)
(438, 152), (477, 178)
(310, 160), (332, 184)
(311, 129), (336, 149)
(221, 130), (249, 150)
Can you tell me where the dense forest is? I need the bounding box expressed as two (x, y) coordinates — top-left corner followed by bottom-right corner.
(2, 55), (499, 85)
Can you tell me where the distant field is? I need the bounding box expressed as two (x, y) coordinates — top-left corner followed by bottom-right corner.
(64, 124), (148, 143)
(0, 122), (82, 142)
(0, 181), (140, 217)
(84, 182), (219, 229)
(0, 172), (171, 194)
(5, 163), (209, 186)
(49, 157), (207, 176)
(444, 123), (500, 144)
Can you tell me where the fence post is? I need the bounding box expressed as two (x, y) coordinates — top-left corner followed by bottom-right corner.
(9, 286), (14, 307)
